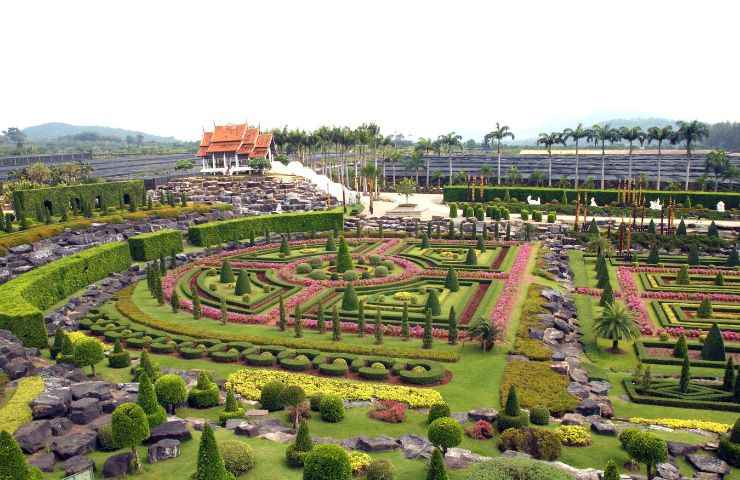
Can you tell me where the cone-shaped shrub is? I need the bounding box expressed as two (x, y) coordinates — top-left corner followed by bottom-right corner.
(679, 355), (691, 393)
(224, 389), (238, 412)
(603, 460), (619, 480)
(137, 372), (166, 427)
(697, 297), (713, 318)
(673, 334), (688, 358)
(465, 247), (477, 266)
(357, 301), (365, 337)
(336, 236), (354, 273)
(477, 236), (486, 252)
(716, 272), (725, 286)
(676, 265), (690, 285)
(448, 306), (458, 345)
(294, 305), (303, 338)
(701, 323), (726, 361)
(723, 358), (736, 392)
(427, 447), (448, 480)
(279, 235), (291, 255)
(599, 281), (614, 307)
(588, 219), (599, 234)
(278, 295), (287, 331)
(50, 329), (65, 360)
(423, 309), (433, 350)
(425, 289), (441, 316)
(0, 430), (34, 480)
(316, 303), (326, 334)
(220, 260), (235, 283)
(728, 247), (740, 267)
(220, 297), (228, 325)
(192, 290), (202, 319)
(341, 283), (359, 311)
(449, 203), (457, 218)
(325, 235), (336, 252)
(286, 420), (313, 467)
(647, 219), (656, 235)
(401, 303), (410, 341)
(193, 424), (230, 480)
(708, 221), (719, 238)
(504, 386), (520, 416)
(374, 309), (384, 345)
(647, 244), (659, 265)
(421, 232), (430, 248)
(170, 290), (180, 313)
(136, 350), (159, 381)
(688, 244), (700, 265)
(445, 268), (459, 292)
(332, 306), (341, 341)
(235, 270), (252, 295)
(676, 218), (687, 236)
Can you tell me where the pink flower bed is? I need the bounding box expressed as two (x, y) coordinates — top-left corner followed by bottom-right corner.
(489, 243), (532, 330)
(642, 291), (740, 302)
(616, 267), (654, 335)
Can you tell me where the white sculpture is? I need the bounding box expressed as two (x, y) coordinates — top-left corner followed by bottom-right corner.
(527, 195), (541, 206)
(717, 201), (725, 213)
(590, 197), (598, 208)
(649, 198), (663, 211)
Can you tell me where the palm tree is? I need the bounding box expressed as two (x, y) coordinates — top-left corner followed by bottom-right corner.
(415, 139), (433, 189)
(619, 126), (644, 180)
(594, 302), (639, 353)
(483, 123), (515, 185)
(646, 126), (673, 190)
(673, 120), (710, 191)
(536, 132), (563, 187)
(705, 149), (737, 191)
(588, 123), (620, 189)
(361, 164), (378, 199)
(479, 165), (493, 185)
(387, 149), (402, 187)
(468, 319), (503, 351)
(562, 124), (588, 189)
(432, 170), (444, 187)
(438, 132), (462, 186)
(404, 151), (425, 186)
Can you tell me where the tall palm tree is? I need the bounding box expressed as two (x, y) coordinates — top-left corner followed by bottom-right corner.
(705, 149), (736, 191)
(587, 123), (620, 189)
(387, 149), (402, 187)
(594, 302), (639, 353)
(479, 165), (493, 184)
(562, 123), (588, 189)
(619, 126), (644, 180)
(404, 151), (425, 186)
(483, 123), (515, 185)
(438, 132), (462, 186)
(536, 132), (563, 187)
(673, 120), (710, 191)
(646, 126), (673, 190)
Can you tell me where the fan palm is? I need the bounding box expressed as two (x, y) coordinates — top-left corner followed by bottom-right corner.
(619, 126), (644, 180)
(673, 120), (710, 190)
(468, 319), (503, 351)
(483, 123), (515, 185)
(438, 132), (463, 186)
(562, 123), (588, 189)
(646, 126), (673, 190)
(587, 123), (621, 189)
(536, 132), (563, 187)
(594, 302), (639, 353)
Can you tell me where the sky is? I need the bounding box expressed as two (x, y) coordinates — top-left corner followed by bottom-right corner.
(2, 0), (739, 142)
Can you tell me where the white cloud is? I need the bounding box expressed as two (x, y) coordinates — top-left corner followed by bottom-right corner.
(1, 0), (738, 141)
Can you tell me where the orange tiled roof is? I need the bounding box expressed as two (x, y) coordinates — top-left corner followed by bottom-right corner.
(198, 123), (272, 158)
(197, 131), (213, 157)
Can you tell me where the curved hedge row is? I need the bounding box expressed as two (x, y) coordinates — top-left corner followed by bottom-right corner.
(443, 186), (740, 209)
(187, 209), (344, 246)
(0, 242), (132, 347)
(128, 229), (183, 261)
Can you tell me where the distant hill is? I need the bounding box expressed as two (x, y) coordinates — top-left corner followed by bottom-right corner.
(22, 122), (179, 143)
(596, 117), (676, 129)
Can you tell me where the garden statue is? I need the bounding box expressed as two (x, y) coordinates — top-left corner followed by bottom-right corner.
(649, 198), (662, 211)
(590, 197), (598, 208)
(527, 195), (541, 206)
(717, 201), (725, 212)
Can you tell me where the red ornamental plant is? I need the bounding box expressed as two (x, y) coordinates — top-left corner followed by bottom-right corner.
(465, 420), (494, 439)
(490, 244), (532, 329)
(368, 400), (406, 423)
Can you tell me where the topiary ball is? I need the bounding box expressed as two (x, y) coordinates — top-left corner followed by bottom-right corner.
(333, 358), (347, 367)
(366, 459), (395, 480)
(303, 444), (351, 480)
(428, 417), (463, 451)
(370, 362), (386, 370)
(320, 395), (345, 423)
(260, 381), (285, 411)
(220, 440), (255, 476)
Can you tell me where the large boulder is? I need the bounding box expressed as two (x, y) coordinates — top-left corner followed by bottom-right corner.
(655, 462), (680, 480)
(355, 436), (398, 452)
(147, 439), (181, 463)
(63, 455), (94, 475)
(686, 453), (731, 475)
(49, 417), (73, 436)
(590, 420), (616, 436)
(103, 452), (133, 478)
(396, 434), (433, 459)
(146, 420), (192, 444)
(31, 390), (71, 419)
(69, 397), (102, 424)
(27, 452), (56, 472)
(667, 441), (700, 457)
(14, 420), (51, 453)
(71, 381), (114, 401)
(467, 408), (498, 423)
(51, 429), (97, 459)
(575, 399), (601, 417)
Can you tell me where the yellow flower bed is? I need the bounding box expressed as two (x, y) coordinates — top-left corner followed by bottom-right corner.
(349, 451), (371, 474)
(555, 425), (592, 446)
(67, 331), (102, 347)
(629, 417), (730, 434)
(0, 376), (44, 433)
(226, 369), (443, 408)
(393, 292), (414, 302)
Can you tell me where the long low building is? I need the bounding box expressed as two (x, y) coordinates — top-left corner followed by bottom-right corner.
(197, 123), (274, 175)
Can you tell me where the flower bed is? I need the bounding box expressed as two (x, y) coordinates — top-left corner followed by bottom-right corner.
(0, 376), (44, 433)
(627, 417), (731, 434)
(490, 243), (532, 330)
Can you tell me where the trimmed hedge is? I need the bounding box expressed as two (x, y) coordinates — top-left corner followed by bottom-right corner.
(0, 241), (132, 348)
(12, 180), (145, 219)
(128, 229), (184, 261)
(622, 379), (740, 412)
(443, 186), (740, 209)
(188, 209), (344, 246)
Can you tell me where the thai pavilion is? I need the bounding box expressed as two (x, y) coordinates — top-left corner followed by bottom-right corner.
(197, 123), (274, 175)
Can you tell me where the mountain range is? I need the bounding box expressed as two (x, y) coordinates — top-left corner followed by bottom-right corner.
(22, 122), (179, 143)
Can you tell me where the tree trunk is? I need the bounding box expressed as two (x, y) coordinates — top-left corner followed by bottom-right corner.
(685, 153), (691, 191)
(600, 146), (606, 189)
(548, 153), (552, 187)
(497, 143), (502, 185)
(574, 142), (580, 189)
(656, 146), (662, 191)
(448, 154), (452, 186)
(425, 158), (430, 189)
(611, 339), (619, 352)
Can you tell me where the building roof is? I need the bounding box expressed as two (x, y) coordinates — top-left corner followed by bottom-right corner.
(198, 124), (273, 158)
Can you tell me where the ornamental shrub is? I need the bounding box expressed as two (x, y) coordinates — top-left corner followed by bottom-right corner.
(497, 427), (561, 461)
(708, 220), (719, 237)
(280, 385), (306, 408)
(428, 417), (463, 453)
(529, 406), (550, 425)
(728, 247), (740, 267)
(280, 235), (291, 255)
(74, 337), (104, 376)
(449, 203), (458, 218)
(374, 310), (384, 345)
(647, 244), (659, 264)
(112, 403), (150, 472)
(676, 218), (687, 236)
(137, 372), (166, 428)
(679, 355), (691, 393)
(341, 283), (359, 311)
(108, 338), (131, 368)
(447, 306), (458, 345)
(719, 433), (740, 467)
(50, 328), (65, 360)
(325, 235), (336, 251)
(155, 374), (187, 413)
(343, 270), (358, 281)
(366, 459), (394, 480)
(336, 236), (354, 273)
(723, 358), (736, 392)
(673, 334), (688, 358)
(221, 440), (255, 476)
(374, 265), (389, 277)
(0, 430), (36, 480)
(422, 309), (433, 349)
(465, 420), (494, 440)
(599, 281), (614, 307)
(603, 460), (620, 480)
(310, 394), (323, 412)
(701, 323), (726, 361)
(220, 260), (235, 283)
(688, 244), (700, 265)
(320, 394), (345, 423)
(427, 447), (447, 480)
(428, 402), (451, 423)
(219, 389), (245, 425)
(296, 263), (312, 274)
(444, 267), (459, 292)
(425, 289), (441, 316)
(260, 381), (286, 411)
(332, 307), (341, 341)
(235, 270), (252, 295)
(466, 457), (572, 480)
(303, 444), (351, 480)
(287, 420), (313, 467)
(676, 265), (690, 285)
(697, 297), (713, 318)
(193, 424), (230, 480)
(136, 350), (159, 381)
(188, 372), (220, 408)
(309, 270), (327, 280)
(622, 431), (667, 480)
(97, 423), (121, 451)
(421, 232), (430, 248)
(520, 209), (529, 221)
(555, 425), (592, 446)
(716, 272), (725, 286)
(465, 247), (477, 265)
